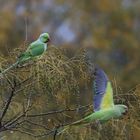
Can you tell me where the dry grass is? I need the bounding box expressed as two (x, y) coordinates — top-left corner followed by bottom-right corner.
(0, 47), (140, 140)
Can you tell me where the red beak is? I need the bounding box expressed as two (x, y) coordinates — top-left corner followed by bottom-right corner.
(47, 38), (51, 45)
(48, 38), (50, 42)
(45, 38), (51, 44)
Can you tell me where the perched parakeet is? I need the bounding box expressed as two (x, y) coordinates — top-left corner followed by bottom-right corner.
(0, 33), (50, 75)
(58, 67), (128, 133)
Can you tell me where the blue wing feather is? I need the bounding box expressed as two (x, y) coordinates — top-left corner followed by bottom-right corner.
(93, 67), (109, 111)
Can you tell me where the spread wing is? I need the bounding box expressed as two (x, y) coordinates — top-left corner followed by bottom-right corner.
(93, 67), (114, 112)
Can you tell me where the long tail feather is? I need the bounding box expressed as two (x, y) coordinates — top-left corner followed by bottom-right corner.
(57, 117), (89, 135)
(0, 61), (19, 76)
(57, 126), (69, 135)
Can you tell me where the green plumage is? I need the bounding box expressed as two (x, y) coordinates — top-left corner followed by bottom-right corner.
(0, 33), (50, 75)
(18, 41), (46, 63)
(58, 68), (128, 134)
(68, 105), (126, 126)
(58, 105), (126, 134)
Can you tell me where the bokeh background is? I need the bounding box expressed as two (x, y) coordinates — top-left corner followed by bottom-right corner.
(0, 0), (140, 140)
(0, 0), (140, 89)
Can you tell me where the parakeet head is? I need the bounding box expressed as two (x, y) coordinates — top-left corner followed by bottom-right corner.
(116, 105), (128, 116)
(39, 33), (50, 43)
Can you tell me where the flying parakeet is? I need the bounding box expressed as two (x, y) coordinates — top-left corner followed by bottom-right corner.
(58, 67), (128, 133)
(0, 33), (50, 75)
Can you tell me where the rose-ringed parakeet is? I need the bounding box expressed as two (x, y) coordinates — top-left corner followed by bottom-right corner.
(0, 33), (50, 75)
(58, 67), (128, 133)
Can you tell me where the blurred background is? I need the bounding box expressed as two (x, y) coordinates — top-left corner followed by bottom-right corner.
(0, 0), (140, 90)
(0, 0), (140, 139)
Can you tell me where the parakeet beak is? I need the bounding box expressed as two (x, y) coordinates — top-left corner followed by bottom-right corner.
(48, 38), (50, 42)
(122, 108), (128, 115)
(44, 38), (50, 43)
(47, 38), (51, 45)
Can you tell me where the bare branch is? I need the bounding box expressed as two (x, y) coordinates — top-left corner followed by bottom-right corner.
(11, 128), (56, 138)
(23, 120), (51, 131)
(0, 76), (33, 130)
(4, 103), (32, 128)
(26, 104), (91, 118)
(0, 86), (15, 122)
(4, 113), (25, 128)
(12, 129), (37, 137)
(5, 76), (14, 89)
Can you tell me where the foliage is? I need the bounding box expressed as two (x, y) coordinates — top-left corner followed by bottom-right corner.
(0, 0), (140, 139)
(0, 47), (139, 140)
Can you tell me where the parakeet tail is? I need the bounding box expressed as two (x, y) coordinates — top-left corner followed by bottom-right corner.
(57, 119), (84, 135)
(0, 61), (19, 76)
(57, 126), (69, 135)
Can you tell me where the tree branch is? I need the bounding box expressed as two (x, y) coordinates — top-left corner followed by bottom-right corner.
(0, 76), (33, 130)
(26, 104), (91, 118)
(11, 128), (56, 138)
(0, 87), (15, 123)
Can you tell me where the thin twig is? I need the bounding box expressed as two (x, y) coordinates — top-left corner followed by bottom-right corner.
(24, 120), (51, 131)
(3, 92), (32, 128)
(12, 128), (55, 138)
(0, 76), (33, 124)
(0, 87), (15, 122)
(4, 113), (25, 128)
(26, 104), (91, 118)
(4, 105), (31, 128)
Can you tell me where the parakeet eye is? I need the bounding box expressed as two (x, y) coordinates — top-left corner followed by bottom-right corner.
(39, 33), (50, 43)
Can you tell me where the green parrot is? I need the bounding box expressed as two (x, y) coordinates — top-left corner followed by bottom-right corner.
(0, 33), (50, 75)
(58, 67), (128, 134)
